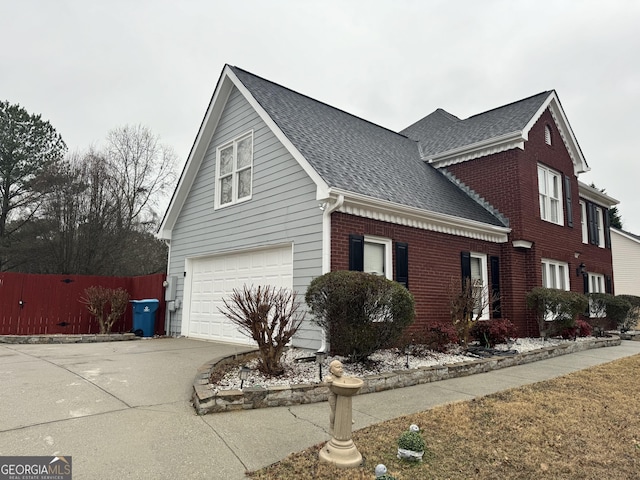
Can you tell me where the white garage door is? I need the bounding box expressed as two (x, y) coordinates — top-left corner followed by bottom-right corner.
(187, 245), (293, 344)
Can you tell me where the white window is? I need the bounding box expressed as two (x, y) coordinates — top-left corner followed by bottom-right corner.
(545, 125), (552, 145)
(588, 272), (606, 317)
(595, 207), (605, 248)
(538, 164), (564, 225)
(541, 259), (569, 291)
(470, 253), (489, 320)
(215, 131), (253, 208)
(363, 236), (392, 280)
(580, 200), (588, 244)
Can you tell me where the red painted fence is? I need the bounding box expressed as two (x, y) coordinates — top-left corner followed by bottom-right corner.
(0, 272), (166, 336)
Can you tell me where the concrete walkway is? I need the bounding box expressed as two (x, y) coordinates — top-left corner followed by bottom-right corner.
(1, 338), (639, 479)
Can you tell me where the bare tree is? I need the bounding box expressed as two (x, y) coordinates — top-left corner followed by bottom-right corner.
(104, 125), (177, 231)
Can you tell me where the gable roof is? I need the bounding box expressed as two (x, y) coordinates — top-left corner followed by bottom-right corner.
(229, 66), (507, 229)
(401, 91), (590, 175)
(159, 66), (517, 240)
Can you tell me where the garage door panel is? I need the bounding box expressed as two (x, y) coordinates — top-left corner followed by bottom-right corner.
(187, 245), (293, 344)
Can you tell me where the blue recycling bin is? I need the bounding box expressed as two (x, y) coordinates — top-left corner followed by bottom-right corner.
(130, 299), (159, 337)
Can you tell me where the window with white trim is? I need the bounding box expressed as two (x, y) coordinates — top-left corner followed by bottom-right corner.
(363, 236), (393, 280)
(588, 272), (606, 317)
(538, 164), (564, 225)
(215, 131), (253, 208)
(470, 253), (489, 320)
(541, 259), (569, 291)
(580, 200), (588, 244)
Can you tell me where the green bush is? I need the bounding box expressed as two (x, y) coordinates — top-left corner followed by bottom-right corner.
(397, 430), (425, 452)
(305, 271), (415, 362)
(526, 287), (588, 338)
(589, 293), (631, 331)
(615, 295), (640, 332)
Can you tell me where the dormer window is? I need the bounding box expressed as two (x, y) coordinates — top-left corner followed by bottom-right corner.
(544, 125), (552, 145)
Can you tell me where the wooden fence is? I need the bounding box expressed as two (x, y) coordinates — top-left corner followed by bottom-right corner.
(0, 272), (166, 336)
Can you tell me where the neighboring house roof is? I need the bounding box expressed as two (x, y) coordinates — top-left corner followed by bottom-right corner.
(611, 227), (640, 244)
(229, 66), (506, 229)
(402, 91), (590, 175)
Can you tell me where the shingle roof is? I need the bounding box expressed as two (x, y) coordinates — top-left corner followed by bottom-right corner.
(401, 91), (552, 156)
(230, 66), (507, 228)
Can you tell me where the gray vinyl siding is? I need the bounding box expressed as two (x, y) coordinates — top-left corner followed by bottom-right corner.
(167, 86), (324, 348)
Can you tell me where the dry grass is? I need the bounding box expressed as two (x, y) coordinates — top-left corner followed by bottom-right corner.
(248, 354), (640, 479)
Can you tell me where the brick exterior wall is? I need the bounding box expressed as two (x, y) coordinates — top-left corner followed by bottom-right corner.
(329, 109), (615, 338)
(331, 212), (502, 331)
(446, 109), (614, 332)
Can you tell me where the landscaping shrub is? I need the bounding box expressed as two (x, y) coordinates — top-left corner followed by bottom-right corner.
(617, 294), (640, 332)
(558, 318), (593, 339)
(398, 323), (459, 354)
(81, 286), (130, 334)
(449, 278), (499, 346)
(219, 285), (305, 376)
(526, 287), (588, 338)
(305, 271), (415, 362)
(470, 318), (516, 347)
(589, 293), (631, 331)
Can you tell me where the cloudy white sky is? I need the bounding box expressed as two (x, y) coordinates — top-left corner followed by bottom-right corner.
(2, 1), (639, 230)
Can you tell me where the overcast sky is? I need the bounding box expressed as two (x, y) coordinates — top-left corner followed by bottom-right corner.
(2, 1), (639, 231)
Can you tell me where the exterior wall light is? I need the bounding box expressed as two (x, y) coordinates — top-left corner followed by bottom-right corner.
(239, 365), (251, 389)
(315, 350), (327, 381)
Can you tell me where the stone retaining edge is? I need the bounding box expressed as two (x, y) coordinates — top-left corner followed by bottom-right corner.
(0, 333), (140, 344)
(192, 336), (621, 415)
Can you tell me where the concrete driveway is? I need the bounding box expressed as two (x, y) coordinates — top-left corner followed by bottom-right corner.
(0, 338), (256, 479)
(2, 337), (639, 479)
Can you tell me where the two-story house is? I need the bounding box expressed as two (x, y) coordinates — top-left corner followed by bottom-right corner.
(158, 65), (617, 348)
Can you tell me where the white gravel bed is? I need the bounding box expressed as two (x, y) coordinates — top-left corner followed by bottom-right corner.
(211, 337), (594, 393)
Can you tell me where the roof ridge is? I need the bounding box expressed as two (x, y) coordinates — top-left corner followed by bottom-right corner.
(230, 65), (411, 140)
(465, 91), (553, 121)
(434, 108), (460, 122)
(439, 170), (509, 227)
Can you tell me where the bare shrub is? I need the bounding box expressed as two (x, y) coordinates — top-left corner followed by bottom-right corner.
(219, 285), (305, 376)
(449, 278), (499, 347)
(81, 286), (130, 334)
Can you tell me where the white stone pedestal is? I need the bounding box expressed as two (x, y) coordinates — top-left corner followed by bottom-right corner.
(319, 377), (363, 468)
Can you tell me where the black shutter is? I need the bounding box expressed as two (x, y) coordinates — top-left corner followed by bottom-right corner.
(348, 234), (364, 271)
(395, 242), (409, 289)
(490, 256), (501, 318)
(461, 251), (471, 282)
(605, 275), (612, 294)
(604, 208), (612, 249)
(564, 175), (573, 227)
(587, 202), (598, 245)
(583, 272), (589, 294)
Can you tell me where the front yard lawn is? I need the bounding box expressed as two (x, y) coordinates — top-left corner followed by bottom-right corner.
(248, 353), (640, 479)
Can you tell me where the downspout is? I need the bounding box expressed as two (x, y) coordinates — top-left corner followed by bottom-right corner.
(318, 194), (344, 353)
(163, 239), (171, 336)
